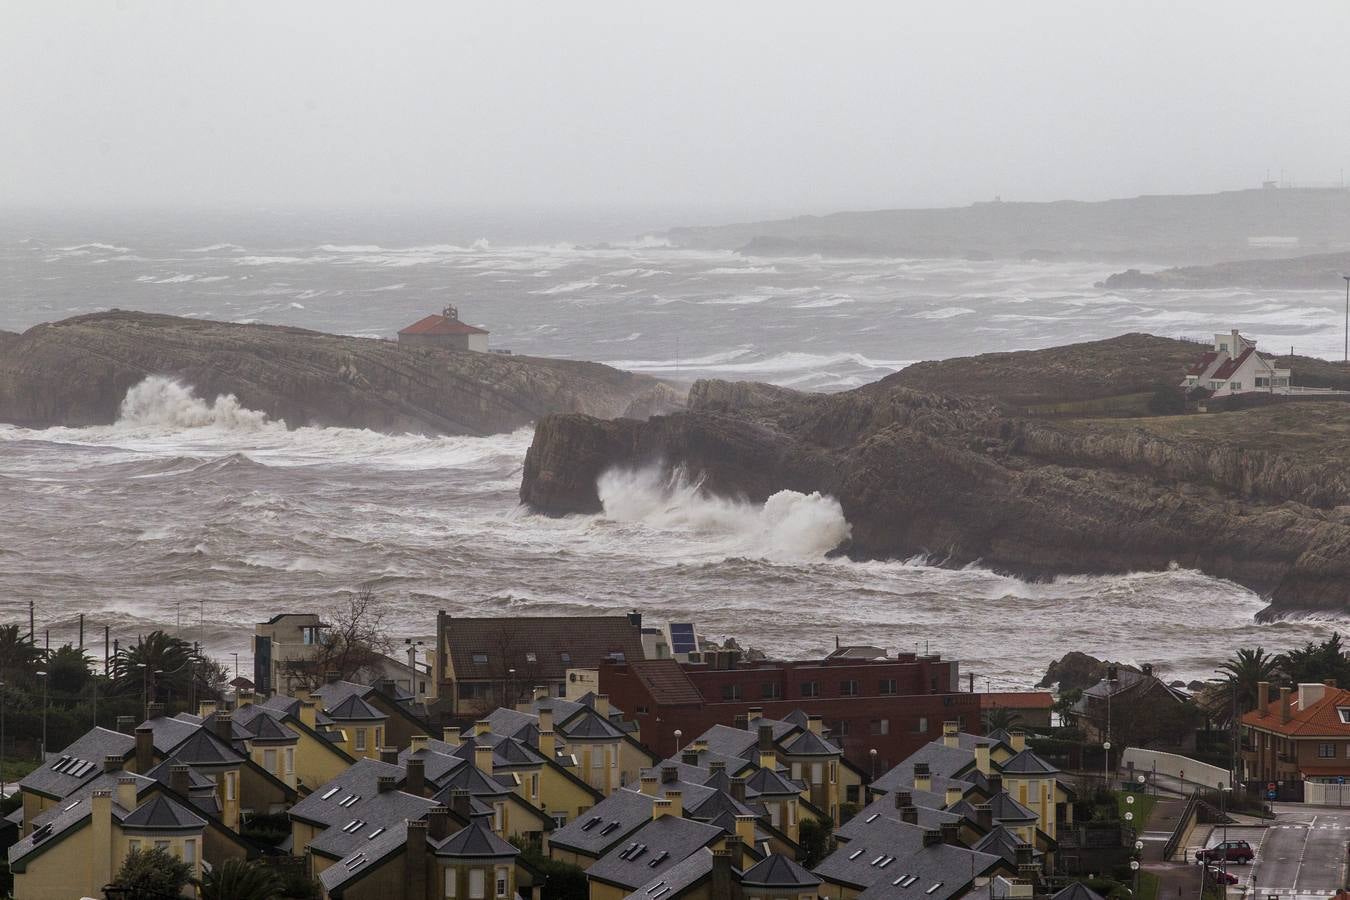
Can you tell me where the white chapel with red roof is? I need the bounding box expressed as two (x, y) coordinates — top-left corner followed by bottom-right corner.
(398, 304), (490, 352)
(1181, 329), (1291, 396)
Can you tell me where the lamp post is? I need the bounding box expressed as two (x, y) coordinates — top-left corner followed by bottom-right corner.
(869, 747), (878, 782)
(35, 671), (48, 762)
(232, 653), (239, 680)
(1342, 275), (1349, 364)
(0, 679), (6, 800)
(673, 729), (683, 753)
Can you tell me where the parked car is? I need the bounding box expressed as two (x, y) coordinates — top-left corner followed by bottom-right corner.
(1196, 840), (1254, 864)
(1204, 865), (1239, 886)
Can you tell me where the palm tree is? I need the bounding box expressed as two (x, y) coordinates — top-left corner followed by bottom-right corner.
(199, 858), (282, 900)
(1217, 646), (1282, 716)
(112, 630), (216, 707)
(0, 624), (42, 686)
(983, 707), (1022, 732)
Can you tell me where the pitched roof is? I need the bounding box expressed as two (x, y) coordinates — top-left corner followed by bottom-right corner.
(980, 692), (1054, 710)
(1241, 686), (1350, 737)
(621, 847), (717, 900)
(168, 729), (243, 766)
(549, 788), (655, 856)
(399, 314), (489, 336)
(838, 797), (962, 842)
(741, 852), (820, 888)
(783, 729), (840, 756)
(815, 819), (1000, 900)
(326, 693), (387, 722)
(433, 819), (516, 858)
(247, 714), (300, 743)
(1212, 346), (1255, 380)
(586, 815), (724, 890)
(744, 766), (803, 797)
(120, 795), (206, 832)
(18, 727), (135, 799)
(986, 792), (1039, 823)
(999, 749), (1059, 775)
(1186, 351), (1220, 376)
(627, 659), (704, 705)
(442, 615), (644, 681)
(1053, 883), (1107, 900)
(872, 743), (976, 793)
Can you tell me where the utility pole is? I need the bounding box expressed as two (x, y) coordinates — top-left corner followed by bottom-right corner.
(78, 613), (84, 650)
(1341, 275), (1349, 363)
(28, 601), (34, 644)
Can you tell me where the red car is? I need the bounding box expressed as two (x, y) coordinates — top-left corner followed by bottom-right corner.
(1196, 840), (1254, 864)
(1204, 866), (1239, 886)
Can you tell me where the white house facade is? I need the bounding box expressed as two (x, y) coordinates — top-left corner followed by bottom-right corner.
(1181, 330), (1291, 396)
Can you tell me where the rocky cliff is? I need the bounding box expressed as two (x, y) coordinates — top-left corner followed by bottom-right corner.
(0, 311), (684, 434)
(520, 334), (1350, 617)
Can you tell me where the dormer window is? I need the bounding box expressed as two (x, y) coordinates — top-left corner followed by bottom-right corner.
(472, 652), (488, 666)
(1338, 707), (1350, 724)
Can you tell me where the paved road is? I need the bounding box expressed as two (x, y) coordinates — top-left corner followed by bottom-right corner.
(1245, 808), (1350, 898)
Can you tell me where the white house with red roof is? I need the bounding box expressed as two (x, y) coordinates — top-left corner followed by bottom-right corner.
(1180, 329), (1290, 396)
(398, 305), (489, 352)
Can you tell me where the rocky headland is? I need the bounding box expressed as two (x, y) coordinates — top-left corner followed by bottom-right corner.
(0, 311), (684, 434)
(520, 334), (1350, 618)
(1101, 250), (1350, 290)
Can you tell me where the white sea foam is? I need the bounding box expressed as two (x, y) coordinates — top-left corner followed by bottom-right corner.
(185, 243), (244, 252)
(596, 466), (850, 562)
(529, 280), (602, 295)
(912, 306), (976, 319)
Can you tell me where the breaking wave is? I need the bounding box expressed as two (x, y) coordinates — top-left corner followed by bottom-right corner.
(118, 377), (281, 432)
(595, 466), (851, 562)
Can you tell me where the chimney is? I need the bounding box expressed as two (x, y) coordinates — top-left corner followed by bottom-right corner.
(627, 609), (642, 628)
(940, 822), (961, 845)
(91, 790), (113, 889)
(134, 725), (154, 773)
(709, 761), (727, 777)
(1141, 663), (1154, 678)
(169, 764), (191, 798)
(901, 805), (919, 825)
(103, 755), (123, 774)
(538, 707), (553, 734)
(406, 757), (426, 797)
(711, 849), (735, 899)
(380, 748), (399, 765)
(236, 690), (255, 707)
(428, 806), (450, 841)
(943, 721), (959, 748)
(298, 700), (317, 728)
(640, 773), (659, 795)
(325, 670), (340, 685)
(734, 814), (756, 848)
(146, 702), (164, 720)
(594, 694), (610, 717)
(683, 750), (700, 766)
(448, 788), (471, 822)
(214, 712), (233, 743)
(1300, 682), (1328, 709)
(539, 729), (556, 758)
(913, 762), (931, 793)
(808, 715), (823, 736)
(988, 773), (1004, 796)
(474, 745), (494, 775)
(198, 701), (218, 719)
(975, 803), (993, 830)
(894, 790), (913, 810)
(116, 715), (135, 735)
(1280, 687), (1293, 723)
(1015, 843), (1034, 868)
(748, 706), (763, 721)
(116, 775), (138, 812)
(730, 777), (747, 802)
(922, 829), (942, 847)
(476, 719), (492, 736)
(733, 713), (748, 730)
(665, 789), (683, 818)
(975, 743), (991, 775)
(405, 819), (427, 900)
(1009, 729), (1026, 752)
(377, 775), (397, 793)
(410, 734), (429, 753)
(945, 785), (964, 807)
(443, 726), (461, 746)
(661, 765), (678, 784)
(653, 798), (674, 820)
(757, 724), (775, 770)
(532, 685), (549, 702)
(1257, 681), (1269, 716)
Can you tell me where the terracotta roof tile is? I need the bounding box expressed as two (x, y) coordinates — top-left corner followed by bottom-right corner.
(443, 615), (644, 681)
(399, 314), (488, 336)
(1241, 686), (1350, 737)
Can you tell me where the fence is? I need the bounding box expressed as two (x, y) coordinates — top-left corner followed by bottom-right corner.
(1304, 781), (1350, 806)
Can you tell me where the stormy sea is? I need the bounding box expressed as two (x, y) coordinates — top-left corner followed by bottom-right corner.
(1, 209), (1344, 689)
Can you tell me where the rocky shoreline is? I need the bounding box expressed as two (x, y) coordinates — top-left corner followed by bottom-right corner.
(0, 311), (685, 434)
(521, 334), (1350, 618)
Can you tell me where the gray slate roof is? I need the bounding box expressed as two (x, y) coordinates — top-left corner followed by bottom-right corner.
(621, 847), (715, 900)
(549, 788), (656, 856)
(18, 727), (135, 799)
(742, 852), (820, 887)
(999, 749), (1059, 775)
(433, 819), (517, 858)
(325, 693), (387, 722)
(814, 818), (999, 900)
(120, 794), (206, 832)
(586, 815), (724, 891)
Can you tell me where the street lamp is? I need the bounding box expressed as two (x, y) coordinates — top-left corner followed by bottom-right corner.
(1342, 275), (1349, 364)
(869, 747), (878, 782)
(673, 729), (683, 752)
(35, 671), (48, 762)
(0, 679), (6, 800)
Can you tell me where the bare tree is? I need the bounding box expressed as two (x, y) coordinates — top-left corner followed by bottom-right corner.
(281, 589), (392, 691)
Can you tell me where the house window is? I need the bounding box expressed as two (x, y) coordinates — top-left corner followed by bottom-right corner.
(1230, 382), (1242, 391)
(811, 762), (824, 785)
(840, 679), (859, 697)
(128, 839), (141, 853)
(496, 866), (509, 898)
(284, 747), (295, 775)
(871, 719), (890, 736)
(636, 705), (649, 714)
(1320, 743), (1336, 758)
(374, 727), (383, 748)
(914, 717), (928, 733)
(761, 682), (782, 699)
(1256, 377), (1269, 387)
(800, 681), (819, 698)
(835, 720), (850, 736)
(469, 868), (486, 899)
(301, 626), (319, 645)
(264, 749), (278, 773)
(791, 762), (802, 780)
(559, 652), (571, 666)
(224, 771), (236, 801)
(1210, 381), (1223, 390)
(472, 652), (488, 665)
(525, 652), (537, 663)
(354, 728), (367, 752)
(879, 678), (897, 695)
(530, 774), (539, 800)
(183, 839), (196, 864)
(154, 840), (170, 853)
(829, 761), (838, 784)
(446, 868), (457, 897)
(721, 683), (743, 701)
(494, 802), (504, 832)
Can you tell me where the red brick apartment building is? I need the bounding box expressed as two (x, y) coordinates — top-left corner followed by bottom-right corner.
(599, 650), (979, 772)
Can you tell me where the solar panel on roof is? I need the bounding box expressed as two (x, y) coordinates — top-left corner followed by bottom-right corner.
(668, 624), (697, 653)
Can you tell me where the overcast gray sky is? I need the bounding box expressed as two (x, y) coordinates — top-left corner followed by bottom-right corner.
(3, 1), (1348, 216)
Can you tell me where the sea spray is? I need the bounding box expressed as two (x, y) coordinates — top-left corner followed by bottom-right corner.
(117, 376), (280, 431)
(595, 465), (851, 561)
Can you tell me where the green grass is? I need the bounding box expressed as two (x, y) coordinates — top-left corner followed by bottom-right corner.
(0, 758), (36, 784)
(1116, 791), (1157, 830)
(1134, 871), (1159, 900)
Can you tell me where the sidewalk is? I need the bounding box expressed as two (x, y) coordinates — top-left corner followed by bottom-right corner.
(1140, 795), (1203, 900)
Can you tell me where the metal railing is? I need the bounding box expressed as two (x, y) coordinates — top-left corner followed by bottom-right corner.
(1162, 791), (1200, 863)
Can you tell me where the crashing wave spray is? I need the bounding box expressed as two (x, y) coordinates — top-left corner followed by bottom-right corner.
(116, 377), (282, 431)
(596, 465), (851, 561)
